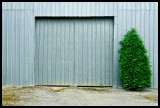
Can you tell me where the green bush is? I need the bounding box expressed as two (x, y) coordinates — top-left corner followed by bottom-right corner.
(119, 28), (152, 91)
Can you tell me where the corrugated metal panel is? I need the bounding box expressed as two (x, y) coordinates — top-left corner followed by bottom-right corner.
(115, 2), (158, 88)
(2, 10), (34, 86)
(117, 3), (122, 88)
(153, 3), (158, 89)
(2, 2), (158, 88)
(2, 2), (34, 9)
(35, 18), (114, 86)
(33, 2), (117, 16)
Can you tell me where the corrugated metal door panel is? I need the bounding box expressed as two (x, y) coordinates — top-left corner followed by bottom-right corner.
(35, 17), (114, 86)
(104, 19), (110, 85)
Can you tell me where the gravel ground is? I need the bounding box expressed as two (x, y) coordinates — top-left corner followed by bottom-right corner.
(4, 86), (158, 106)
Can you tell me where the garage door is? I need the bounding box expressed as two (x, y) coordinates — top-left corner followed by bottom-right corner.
(35, 17), (114, 86)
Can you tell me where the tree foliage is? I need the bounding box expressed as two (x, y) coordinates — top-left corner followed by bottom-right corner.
(119, 28), (152, 90)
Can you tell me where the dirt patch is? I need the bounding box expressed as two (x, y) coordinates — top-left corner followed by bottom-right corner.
(138, 94), (158, 102)
(49, 88), (68, 92)
(79, 87), (110, 92)
(2, 86), (158, 106)
(2, 86), (39, 106)
(2, 86), (20, 106)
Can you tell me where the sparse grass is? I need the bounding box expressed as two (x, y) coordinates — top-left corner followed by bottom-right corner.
(50, 88), (68, 92)
(2, 86), (35, 106)
(21, 86), (35, 88)
(21, 91), (32, 94)
(19, 86), (39, 89)
(2, 86), (20, 106)
(139, 94), (158, 102)
(80, 87), (109, 92)
(49, 87), (110, 92)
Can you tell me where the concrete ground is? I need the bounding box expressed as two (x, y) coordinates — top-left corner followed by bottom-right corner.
(2, 86), (158, 106)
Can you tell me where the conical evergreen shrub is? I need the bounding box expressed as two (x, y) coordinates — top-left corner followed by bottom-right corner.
(119, 28), (152, 91)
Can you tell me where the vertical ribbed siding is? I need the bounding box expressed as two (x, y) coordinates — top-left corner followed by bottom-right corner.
(35, 18), (113, 86)
(117, 2), (121, 88)
(116, 2), (158, 88)
(33, 2), (118, 16)
(2, 9), (5, 86)
(2, 10), (34, 86)
(149, 2), (154, 88)
(2, 2), (34, 9)
(2, 2), (158, 88)
(153, 2), (158, 89)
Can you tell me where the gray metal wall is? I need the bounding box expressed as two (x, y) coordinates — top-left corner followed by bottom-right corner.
(2, 9), (35, 86)
(2, 2), (158, 88)
(35, 18), (114, 86)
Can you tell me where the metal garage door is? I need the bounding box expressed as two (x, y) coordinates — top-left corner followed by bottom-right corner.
(35, 17), (114, 86)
